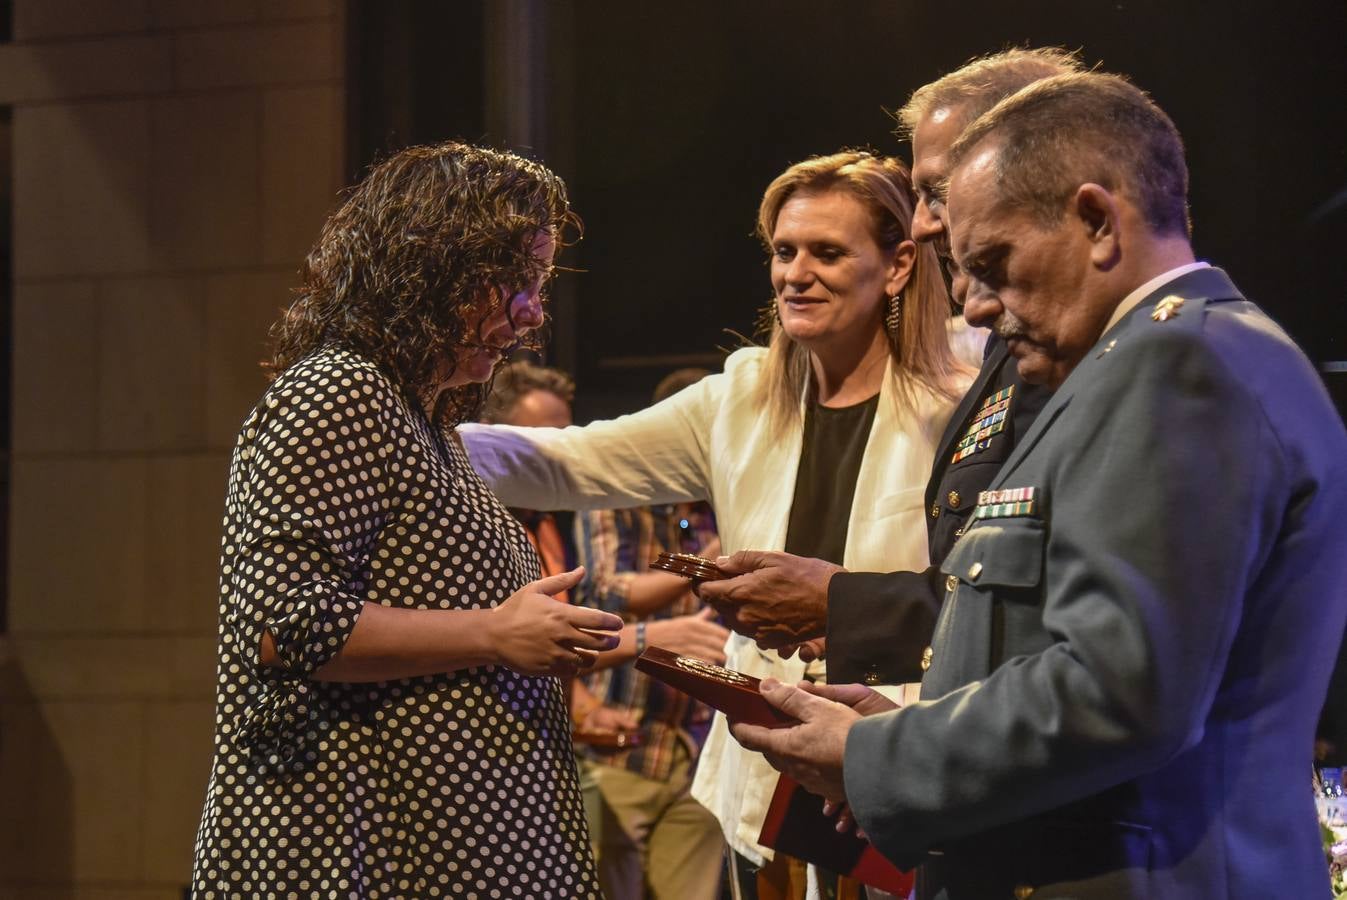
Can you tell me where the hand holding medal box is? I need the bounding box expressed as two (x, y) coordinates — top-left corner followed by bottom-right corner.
(637, 553), (907, 886)
(647, 551), (728, 582)
(640, 554), (789, 722)
(633, 646), (797, 728)
(634, 645), (912, 893)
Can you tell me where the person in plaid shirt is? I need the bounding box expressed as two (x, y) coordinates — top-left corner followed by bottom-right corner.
(573, 369), (728, 900)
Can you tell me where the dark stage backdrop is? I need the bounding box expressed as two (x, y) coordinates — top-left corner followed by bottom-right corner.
(347, 0), (1347, 422)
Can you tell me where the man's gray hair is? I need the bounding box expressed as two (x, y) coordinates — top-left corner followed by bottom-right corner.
(895, 47), (1084, 137)
(946, 71), (1191, 236)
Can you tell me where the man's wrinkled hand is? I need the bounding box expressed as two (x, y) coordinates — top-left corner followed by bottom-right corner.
(728, 677), (859, 802)
(778, 637), (827, 662)
(796, 681), (899, 716)
(697, 551), (841, 649)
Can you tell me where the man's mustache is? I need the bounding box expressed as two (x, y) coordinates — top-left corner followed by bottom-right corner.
(995, 317), (1029, 341)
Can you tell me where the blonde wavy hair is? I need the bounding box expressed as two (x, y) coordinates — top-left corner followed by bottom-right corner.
(754, 150), (961, 433)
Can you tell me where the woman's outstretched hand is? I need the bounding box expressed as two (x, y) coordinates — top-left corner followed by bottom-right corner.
(489, 567), (623, 677)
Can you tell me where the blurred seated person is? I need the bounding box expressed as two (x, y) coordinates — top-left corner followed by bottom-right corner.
(482, 361), (578, 600)
(572, 368), (728, 900)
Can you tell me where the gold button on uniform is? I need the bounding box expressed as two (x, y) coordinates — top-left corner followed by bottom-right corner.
(968, 561), (983, 580)
(947, 490), (961, 509)
(945, 574), (958, 592)
(920, 646), (933, 672)
(862, 668), (882, 686)
(1013, 885), (1035, 899)
(929, 503), (941, 519)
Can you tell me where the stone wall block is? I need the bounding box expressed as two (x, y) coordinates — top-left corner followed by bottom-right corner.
(96, 276), (206, 452)
(144, 454), (230, 633)
(11, 281), (100, 454)
(0, 636), (214, 702)
(149, 0), (261, 30)
(261, 84), (342, 265)
(0, 701), (146, 882)
(262, 0), (340, 22)
(7, 457), (149, 634)
(13, 0), (152, 41)
(0, 37), (171, 105)
(203, 270), (294, 449)
(4, 888), (183, 900)
(139, 700), (214, 883)
(148, 92), (261, 271)
(174, 22), (339, 91)
(14, 100), (152, 278)
(0, 698), (77, 884)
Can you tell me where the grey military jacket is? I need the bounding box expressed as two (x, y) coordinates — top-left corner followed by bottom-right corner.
(844, 268), (1347, 900)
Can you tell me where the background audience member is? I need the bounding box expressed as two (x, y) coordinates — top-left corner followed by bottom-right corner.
(483, 362), (580, 600)
(572, 368), (727, 900)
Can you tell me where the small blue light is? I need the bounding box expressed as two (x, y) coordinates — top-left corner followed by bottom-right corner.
(679, 518), (690, 529)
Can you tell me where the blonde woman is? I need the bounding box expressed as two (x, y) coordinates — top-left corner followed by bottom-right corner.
(459, 150), (975, 896)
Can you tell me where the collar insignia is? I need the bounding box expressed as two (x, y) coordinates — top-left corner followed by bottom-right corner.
(1151, 295), (1186, 322)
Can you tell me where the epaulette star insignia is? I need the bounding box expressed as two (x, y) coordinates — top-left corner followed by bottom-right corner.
(1151, 295), (1185, 322)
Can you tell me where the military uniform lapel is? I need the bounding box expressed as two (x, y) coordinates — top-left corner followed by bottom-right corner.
(991, 386), (1073, 488)
(992, 267), (1243, 487)
(926, 338), (1010, 513)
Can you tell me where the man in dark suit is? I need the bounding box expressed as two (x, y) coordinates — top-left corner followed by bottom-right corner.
(699, 49), (1074, 685)
(731, 71), (1347, 898)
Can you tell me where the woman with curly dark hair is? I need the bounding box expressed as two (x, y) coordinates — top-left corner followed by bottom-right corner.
(191, 141), (618, 898)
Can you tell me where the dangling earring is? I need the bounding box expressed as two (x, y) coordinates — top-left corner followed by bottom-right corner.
(884, 291), (903, 342)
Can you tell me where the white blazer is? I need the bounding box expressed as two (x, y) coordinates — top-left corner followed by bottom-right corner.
(459, 344), (967, 862)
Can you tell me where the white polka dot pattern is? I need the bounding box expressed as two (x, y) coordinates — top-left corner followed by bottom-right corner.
(191, 347), (600, 898)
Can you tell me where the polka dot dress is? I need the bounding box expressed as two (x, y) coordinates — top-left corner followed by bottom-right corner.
(191, 347), (601, 898)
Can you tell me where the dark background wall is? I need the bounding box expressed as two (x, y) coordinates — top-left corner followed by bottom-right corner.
(348, 0), (1347, 421)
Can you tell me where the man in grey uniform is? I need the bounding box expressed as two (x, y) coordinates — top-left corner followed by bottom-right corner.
(732, 71), (1347, 899)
